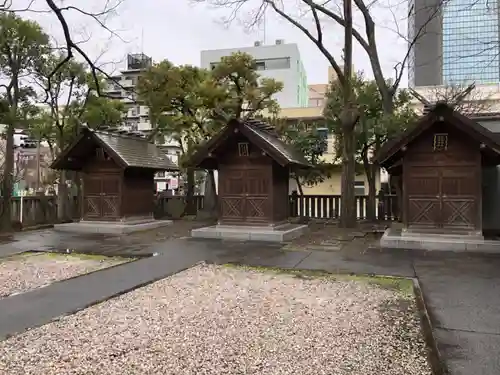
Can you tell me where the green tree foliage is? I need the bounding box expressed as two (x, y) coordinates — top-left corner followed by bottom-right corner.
(137, 52), (283, 150)
(33, 53), (125, 220)
(273, 119), (334, 195)
(210, 52), (283, 119)
(0, 13), (49, 229)
(324, 72), (417, 220)
(137, 52), (283, 217)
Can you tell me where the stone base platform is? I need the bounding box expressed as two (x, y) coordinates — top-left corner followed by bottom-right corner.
(191, 224), (308, 242)
(380, 228), (500, 253)
(54, 219), (173, 235)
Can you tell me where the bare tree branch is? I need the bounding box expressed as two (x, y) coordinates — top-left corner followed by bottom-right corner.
(193, 0), (446, 113)
(8, 0), (129, 98)
(413, 83), (494, 116)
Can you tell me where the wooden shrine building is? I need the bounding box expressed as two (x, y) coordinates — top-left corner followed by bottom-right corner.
(51, 127), (178, 222)
(189, 119), (311, 227)
(377, 102), (500, 236)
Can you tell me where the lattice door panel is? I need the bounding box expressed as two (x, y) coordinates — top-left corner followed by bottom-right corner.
(84, 197), (101, 218)
(221, 197), (245, 218)
(441, 199), (475, 228)
(246, 198), (267, 219)
(102, 196), (119, 218)
(408, 198), (441, 226)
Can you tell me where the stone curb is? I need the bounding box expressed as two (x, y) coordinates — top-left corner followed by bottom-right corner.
(413, 278), (449, 375)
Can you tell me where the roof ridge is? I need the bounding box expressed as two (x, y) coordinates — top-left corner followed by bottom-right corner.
(93, 128), (150, 142)
(244, 118), (279, 137)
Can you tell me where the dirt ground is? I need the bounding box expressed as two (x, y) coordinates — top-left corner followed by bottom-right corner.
(286, 221), (388, 252)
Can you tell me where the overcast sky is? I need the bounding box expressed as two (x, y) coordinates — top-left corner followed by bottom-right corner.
(20, 0), (409, 87)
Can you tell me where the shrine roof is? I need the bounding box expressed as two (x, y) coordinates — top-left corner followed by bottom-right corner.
(188, 118), (312, 169)
(51, 127), (179, 171)
(376, 102), (500, 168)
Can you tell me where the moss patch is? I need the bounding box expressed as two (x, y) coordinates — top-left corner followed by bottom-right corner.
(224, 264), (414, 296)
(1, 251), (133, 264)
(44, 252), (132, 262)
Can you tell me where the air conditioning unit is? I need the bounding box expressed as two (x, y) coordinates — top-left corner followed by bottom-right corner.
(275, 39), (284, 45)
(254, 41), (262, 47)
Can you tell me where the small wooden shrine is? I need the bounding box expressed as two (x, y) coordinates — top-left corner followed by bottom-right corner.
(189, 118), (311, 227)
(377, 102), (500, 235)
(51, 127), (178, 222)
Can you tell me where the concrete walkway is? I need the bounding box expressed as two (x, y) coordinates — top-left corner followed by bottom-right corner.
(0, 239), (208, 340)
(0, 231), (498, 374)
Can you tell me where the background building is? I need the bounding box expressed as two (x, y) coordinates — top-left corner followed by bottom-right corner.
(104, 53), (153, 132)
(200, 40), (308, 108)
(104, 53), (182, 194)
(442, 0), (500, 84)
(408, 0), (500, 87)
(408, 0), (443, 87)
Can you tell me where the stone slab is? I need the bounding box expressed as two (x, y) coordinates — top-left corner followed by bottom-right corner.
(380, 228), (500, 253)
(54, 220), (173, 235)
(191, 224), (308, 243)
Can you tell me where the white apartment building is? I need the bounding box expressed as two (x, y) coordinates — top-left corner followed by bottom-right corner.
(104, 53), (154, 133)
(104, 53), (182, 193)
(200, 40), (309, 108)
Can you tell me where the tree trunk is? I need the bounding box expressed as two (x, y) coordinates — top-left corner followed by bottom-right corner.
(294, 176), (304, 195)
(56, 137), (69, 222)
(340, 127), (357, 227)
(57, 170), (68, 222)
(197, 169), (218, 221)
(362, 151), (377, 221)
(184, 168), (196, 215)
(339, 0), (357, 228)
(0, 124), (15, 231)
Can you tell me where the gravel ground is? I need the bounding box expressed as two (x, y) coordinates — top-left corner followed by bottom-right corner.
(0, 253), (127, 298)
(0, 264), (431, 375)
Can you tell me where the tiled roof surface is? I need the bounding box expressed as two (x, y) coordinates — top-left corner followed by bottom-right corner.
(93, 130), (178, 170)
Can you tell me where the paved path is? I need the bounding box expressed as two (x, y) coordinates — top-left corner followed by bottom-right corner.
(0, 231), (499, 374)
(0, 239), (208, 340)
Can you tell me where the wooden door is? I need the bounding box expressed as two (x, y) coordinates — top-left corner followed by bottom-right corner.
(83, 175), (121, 220)
(440, 166), (477, 229)
(219, 167), (270, 224)
(244, 168), (270, 224)
(83, 176), (103, 220)
(220, 169), (246, 223)
(406, 166), (477, 229)
(101, 175), (121, 219)
(406, 166), (441, 228)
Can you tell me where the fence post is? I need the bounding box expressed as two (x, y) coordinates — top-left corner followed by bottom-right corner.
(289, 190), (298, 217)
(377, 190), (385, 220)
(19, 193), (24, 223)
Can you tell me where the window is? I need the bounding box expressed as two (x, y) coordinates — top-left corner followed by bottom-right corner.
(255, 61), (266, 70)
(308, 98), (325, 107)
(238, 142), (249, 156)
(433, 133), (448, 151)
(354, 181), (366, 196)
(263, 57), (290, 70)
(210, 62), (218, 70)
(96, 148), (104, 159)
(156, 171), (165, 178)
(316, 128), (329, 153)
